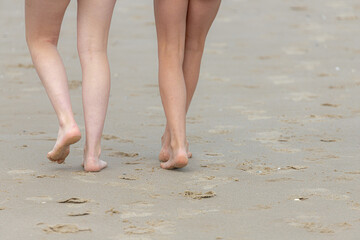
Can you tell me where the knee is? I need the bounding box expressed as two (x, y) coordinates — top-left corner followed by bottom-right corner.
(77, 38), (107, 59)
(158, 42), (184, 63)
(26, 34), (59, 52)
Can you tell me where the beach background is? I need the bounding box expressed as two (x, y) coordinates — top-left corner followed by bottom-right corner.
(1, 0), (360, 239)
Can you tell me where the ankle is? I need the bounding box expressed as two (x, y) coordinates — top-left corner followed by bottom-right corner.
(58, 116), (77, 129)
(170, 139), (186, 151)
(84, 144), (101, 159)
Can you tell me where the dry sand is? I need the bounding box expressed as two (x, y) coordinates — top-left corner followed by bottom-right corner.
(1, 0), (360, 239)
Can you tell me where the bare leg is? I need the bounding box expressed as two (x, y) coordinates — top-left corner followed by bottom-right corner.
(77, 0), (116, 172)
(25, 0), (81, 164)
(154, 0), (189, 169)
(159, 0), (221, 162)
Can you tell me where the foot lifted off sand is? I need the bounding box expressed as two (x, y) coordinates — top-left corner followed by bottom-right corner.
(47, 125), (81, 164)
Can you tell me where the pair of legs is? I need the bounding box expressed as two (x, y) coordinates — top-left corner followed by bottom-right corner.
(25, 0), (116, 171)
(154, 0), (221, 169)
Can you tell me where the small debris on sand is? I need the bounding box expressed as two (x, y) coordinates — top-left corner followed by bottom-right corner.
(183, 191), (216, 200)
(283, 166), (308, 170)
(119, 176), (138, 181)
(58, 198), (89, 204)
(105, 208), (120, 215)
(294, 197), (309, 201)
(67, 212), (90, 217)
(36, 175), (57, 178)
(43, 224), (91, 233)
(321, 103), (339, 107)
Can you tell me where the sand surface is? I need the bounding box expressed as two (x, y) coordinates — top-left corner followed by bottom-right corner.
(1, 0), (360, 239)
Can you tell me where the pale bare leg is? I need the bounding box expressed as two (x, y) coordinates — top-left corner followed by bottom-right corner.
(157, 0), (221, 163)
(25, 0), (81, 164)
(77, 0), (116, 172)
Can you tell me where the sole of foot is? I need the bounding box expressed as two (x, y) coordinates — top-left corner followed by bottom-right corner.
(47, 126), (81, 164)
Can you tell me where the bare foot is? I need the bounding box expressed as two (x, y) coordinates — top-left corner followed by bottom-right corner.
(159, 134), (171, 162)
(83, 159), (107, 172)
(159, 132), (192, 162)
(47, 125), (81, 164)
(83, 149), (107, 172)
(160, 147), (188, 170)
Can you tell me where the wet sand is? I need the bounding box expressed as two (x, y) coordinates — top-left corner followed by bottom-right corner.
(1, 0), (360, 239)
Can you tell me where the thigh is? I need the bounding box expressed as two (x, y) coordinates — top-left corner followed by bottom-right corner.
(77, 0), (117, 52)
(25, 0), (70, 44)
(154, 0), (189, 49)
(185, 0), (221, 42)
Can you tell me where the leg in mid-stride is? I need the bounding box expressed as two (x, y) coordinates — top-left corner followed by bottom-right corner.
(25, 0), (81, 164)
(25, 0), (117, 172)
(154, 0), (221, 169)
(77, 0), (116, 172)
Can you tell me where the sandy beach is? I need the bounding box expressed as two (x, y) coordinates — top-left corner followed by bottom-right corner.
(1, 0), (360, 239)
